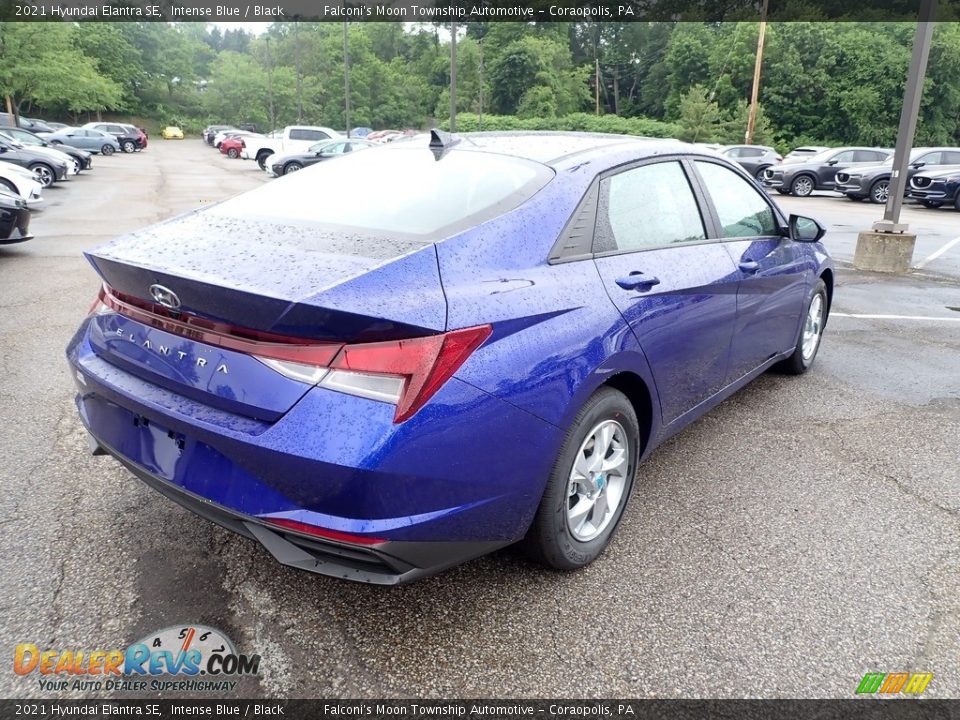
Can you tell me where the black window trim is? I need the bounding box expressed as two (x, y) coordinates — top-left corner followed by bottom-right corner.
(548, 152), (790, 264)
(549, 154), (721, 264)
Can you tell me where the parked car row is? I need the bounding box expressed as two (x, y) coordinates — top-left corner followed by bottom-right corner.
(203, 123), (418, 170)
(0, 119), (146, 244)
(715, 142), (960, 211)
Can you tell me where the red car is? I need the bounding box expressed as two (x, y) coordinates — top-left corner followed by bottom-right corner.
(219, 136), (244, 159)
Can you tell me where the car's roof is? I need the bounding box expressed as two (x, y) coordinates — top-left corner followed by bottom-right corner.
(393, 131), (701, 170)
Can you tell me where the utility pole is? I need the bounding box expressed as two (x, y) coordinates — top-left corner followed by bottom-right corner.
(745, 0), (768, 144)
(450, 21), (457, 132)
(294, 20), (302, 122)
(595, 59), (601, 115)
(265, 36), (275, 132)
(854, 0), (937, 273)
(343, 22), (351, 137)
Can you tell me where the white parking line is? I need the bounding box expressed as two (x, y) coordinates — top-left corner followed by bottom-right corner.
(832, 312), (960, 322)
(914, 234), (960, 269)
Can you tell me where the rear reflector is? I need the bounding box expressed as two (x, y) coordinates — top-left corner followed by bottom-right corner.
(264, 517), (386, 546)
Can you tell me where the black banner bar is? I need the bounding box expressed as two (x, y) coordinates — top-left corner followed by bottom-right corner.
(1, 700), (959, 720)
(2, 0), (959, 22)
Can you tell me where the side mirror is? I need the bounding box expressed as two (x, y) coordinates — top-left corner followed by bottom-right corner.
(789, 214), (826, 243)
(826, 159), (838, 166)
(910, 161), (925, 168)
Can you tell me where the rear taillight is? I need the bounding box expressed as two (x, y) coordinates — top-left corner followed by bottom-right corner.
(322, 326), (492, 422)
(92, 284), (491, 423)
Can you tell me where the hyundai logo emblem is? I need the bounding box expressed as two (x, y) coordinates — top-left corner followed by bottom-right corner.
(149, 284), (181, 310)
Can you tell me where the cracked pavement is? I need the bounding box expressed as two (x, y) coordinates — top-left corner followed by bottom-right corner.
(1, 142), (958, 699)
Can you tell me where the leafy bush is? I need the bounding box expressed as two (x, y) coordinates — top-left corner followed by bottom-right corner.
(442, 113), (681, 139)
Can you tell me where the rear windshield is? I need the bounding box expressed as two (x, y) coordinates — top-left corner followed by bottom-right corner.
(212, 145), (553, 239)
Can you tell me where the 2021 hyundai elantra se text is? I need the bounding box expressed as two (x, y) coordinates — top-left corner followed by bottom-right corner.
(66, 132), (834, 584)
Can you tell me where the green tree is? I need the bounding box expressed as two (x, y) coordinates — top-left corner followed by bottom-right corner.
(677, 85), (721, 142)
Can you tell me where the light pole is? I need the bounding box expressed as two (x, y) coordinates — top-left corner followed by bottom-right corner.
(343, 22), (351, 138)
(853, 0), (937, 273)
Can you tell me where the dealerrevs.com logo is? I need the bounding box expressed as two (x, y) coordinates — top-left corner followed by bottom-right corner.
(14, 625), (261, 693)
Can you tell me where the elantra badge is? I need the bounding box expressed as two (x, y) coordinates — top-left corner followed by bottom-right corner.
(149, 284), (181, 310)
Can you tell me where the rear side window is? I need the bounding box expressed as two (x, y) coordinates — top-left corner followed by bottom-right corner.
(695, 161), (778, 238)
(290, 129), (329, 141)
(941, 151), (960, 164)
(854, 150), (885, 162)
(595, 161), (706, 253)
(212, 146), (553, 239)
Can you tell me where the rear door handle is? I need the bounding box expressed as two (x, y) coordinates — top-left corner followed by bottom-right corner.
(615, 272), (661, 291)
(738, 260), (760, 273)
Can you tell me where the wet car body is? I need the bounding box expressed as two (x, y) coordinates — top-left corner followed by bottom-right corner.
(67, 132), (834, 584)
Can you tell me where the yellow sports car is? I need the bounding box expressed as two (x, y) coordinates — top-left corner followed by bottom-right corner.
(161, 126), (184, 140)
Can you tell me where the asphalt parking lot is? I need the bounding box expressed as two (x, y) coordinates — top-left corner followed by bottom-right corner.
(1, 142), (958, 699)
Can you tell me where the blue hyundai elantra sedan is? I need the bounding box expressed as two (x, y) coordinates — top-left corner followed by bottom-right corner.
(67, 132), (833, 584)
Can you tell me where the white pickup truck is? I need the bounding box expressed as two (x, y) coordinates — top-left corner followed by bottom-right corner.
(240, 126), (342, 169)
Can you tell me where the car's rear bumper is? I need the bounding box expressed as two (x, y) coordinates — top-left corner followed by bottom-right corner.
(88, 431), (508, 584)
(66, 318), (561, 581)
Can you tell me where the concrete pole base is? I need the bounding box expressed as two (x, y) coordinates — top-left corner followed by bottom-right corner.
(853, 231), (917, 273)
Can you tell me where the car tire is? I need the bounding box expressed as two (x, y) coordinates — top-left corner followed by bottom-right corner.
(790, 175), (815, 197)
(256, 152), (272, 170)
(778, 278), (828, 376)
(869, 179), (890, 205)
(227, 148), (239, 159)
(101, 144), (115, 156)
(29, 163), (55, 188)
(121, 140), (136, 153)
(283, 162), (303, 175)
(522, 387), (639, 571)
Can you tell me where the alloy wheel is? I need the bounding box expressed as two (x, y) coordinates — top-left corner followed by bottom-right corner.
(792, 176), (814, 197)
(566, 420), (630, 542)
(870, 181), (889, 204)
(801, 293), (825, 362)
(32, 165), (53, 187)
